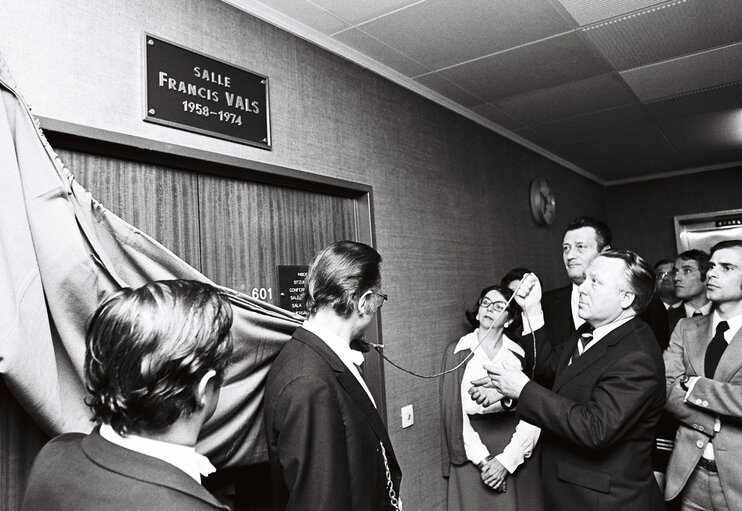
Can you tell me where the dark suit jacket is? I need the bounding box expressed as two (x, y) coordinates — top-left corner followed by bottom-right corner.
(518, 317), (666, 511)
(666, 306), (686, 337)
(263, 327), (402, 511)
(21, 427), (229, 511)
(543, 284), (670, 350)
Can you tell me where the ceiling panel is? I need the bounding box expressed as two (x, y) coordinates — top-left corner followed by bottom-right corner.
(621, 42), (742, 102)
(556, 0), (665, 26)
(583, 0), (742, 70)
(661, 109), (742, 165)
(645, 82), (742, 124)
(413, 73), (484, 107)
(438, 31), (610, 101)
(469, 103), (525, 131)
(263, 0), (350, 34)
(358, 0), (574, 70)
(496, 73), (637, 125)
(333, 28), (429, 76)
(535, 103), (655, 142)
(315, 0), (421, 26)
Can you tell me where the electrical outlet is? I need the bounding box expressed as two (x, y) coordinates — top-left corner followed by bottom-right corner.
(401, 404), (414, 428)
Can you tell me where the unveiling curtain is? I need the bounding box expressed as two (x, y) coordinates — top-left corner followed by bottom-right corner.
(0, 54), (300, 467)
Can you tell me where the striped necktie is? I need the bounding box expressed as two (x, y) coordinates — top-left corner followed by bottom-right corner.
(571, 324), (594, 364)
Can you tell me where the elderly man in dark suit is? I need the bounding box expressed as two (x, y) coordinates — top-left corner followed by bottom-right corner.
(264, 241), (402, 511)
(664, 240), (742, 510)
(21, 280), (234, 511)
(472, 250), (666, 511)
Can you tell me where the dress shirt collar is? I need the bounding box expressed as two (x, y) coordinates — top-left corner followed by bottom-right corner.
(454, 329), (525, 358)
(99, 423), (215, 483)
(588, 315), (634, 347)
(711, 310), (742, 343)
(683, 301), (712, 318)
(302, 319), (365, 366)
(664, 300), (682, 310)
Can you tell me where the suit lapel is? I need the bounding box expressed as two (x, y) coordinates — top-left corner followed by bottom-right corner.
(553, 317), (638, 392)
(685, 316), (712, 377)
(82, 428), (228, 509)
(293, 328), (400, 470)
(713, 322), (742, 381)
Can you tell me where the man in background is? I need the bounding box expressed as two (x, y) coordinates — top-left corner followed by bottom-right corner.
(668, 249), (712, 334)
(664, 240), (742, 510)
(655, 258), (682, 310)
(264, 241), (402, 511)
(22, 280), (234, 510)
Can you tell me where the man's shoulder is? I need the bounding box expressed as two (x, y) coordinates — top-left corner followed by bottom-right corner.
(543, 284), (572, 300)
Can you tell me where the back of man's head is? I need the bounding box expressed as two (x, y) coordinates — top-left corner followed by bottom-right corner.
(600, 249), (655, 313)
(565, 216), (612, 251)
(84, 280), (234, 436)
(676, 249), (710, 280)
(304, 240), (382, 318)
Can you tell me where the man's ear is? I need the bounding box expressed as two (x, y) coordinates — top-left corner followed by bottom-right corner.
(619, 290), (635, 310)
(601, 244), (612, 253)
(196, 369), (217, 408)
(358, 290), (373, 315)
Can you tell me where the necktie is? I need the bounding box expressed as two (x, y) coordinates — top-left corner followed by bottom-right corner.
(705, 321), (729, 378)
(571, 324), (594, 364)
(692, 310), (703, 317)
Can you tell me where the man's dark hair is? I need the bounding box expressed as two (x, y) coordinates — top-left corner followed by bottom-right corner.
(709, 240), (742, 257)
(565, 216), (612, 251)
(84, 280), (234, 436)
(304, 241), (382, 318)
(465, 284), (515, 329)
(599, 250), (655, 313)
(677, 249), (710, 280)
(653, 258), (675, 270)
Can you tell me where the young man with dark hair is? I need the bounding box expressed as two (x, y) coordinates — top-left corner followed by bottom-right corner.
(22, 280), (234, 511)
(668, 249), (712, 333)
(264, 240), (402, 511)
(664, 240), (742, 510)
(473, 250), (666, 511)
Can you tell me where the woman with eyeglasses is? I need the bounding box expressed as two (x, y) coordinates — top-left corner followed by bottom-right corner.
(440, 284), (543, 511)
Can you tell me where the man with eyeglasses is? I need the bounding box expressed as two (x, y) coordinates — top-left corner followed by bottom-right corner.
(667, 250), (712, 335)
(263, 240), (401, 511)
(655, 259), (682, 310)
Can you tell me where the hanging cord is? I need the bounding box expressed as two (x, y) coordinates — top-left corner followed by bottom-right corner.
(370, 275), (538, 379)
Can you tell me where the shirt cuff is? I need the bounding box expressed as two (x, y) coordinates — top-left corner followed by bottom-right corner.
(521, 312), (544, 335)
(683, 376), (702, 401)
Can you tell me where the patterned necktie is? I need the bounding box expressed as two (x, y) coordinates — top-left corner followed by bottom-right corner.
(705, 321), (729, 378)
(571, 324), (594, 364)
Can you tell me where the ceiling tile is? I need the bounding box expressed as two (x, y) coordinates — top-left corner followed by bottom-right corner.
(439, 31), (611, 101)
(333, 28), (429, 76)
(496, 73), (637, 125)
(358, 0), (574, 70)
(582, 0), (742, 70)
(556, 0), (665, 26)
(552, 125), (685, 180)
(313, 0), (420, 26)
(262, 0), (350, 35)
(413, 73), (484, 107)
(661, 109), (742, 166)
(645, 81), (742, 124)
(535, 103), (655, 141)
(621, 42), (742, 102)
(469, 103), (525, 130)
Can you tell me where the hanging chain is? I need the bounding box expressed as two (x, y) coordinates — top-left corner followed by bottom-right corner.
(380, 441), (402, 510)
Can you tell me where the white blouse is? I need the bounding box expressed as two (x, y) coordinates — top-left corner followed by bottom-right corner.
(456, 330), (541, 473)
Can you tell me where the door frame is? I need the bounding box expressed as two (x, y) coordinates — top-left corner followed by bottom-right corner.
(40, 117), (388, 424)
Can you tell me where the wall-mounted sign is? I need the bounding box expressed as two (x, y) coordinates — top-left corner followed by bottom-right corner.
(278, 265), (309, 317)
(143, 34), (271, 149)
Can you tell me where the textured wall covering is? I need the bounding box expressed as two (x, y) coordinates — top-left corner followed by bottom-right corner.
(607, 166), (742, 265)
(0, 1), (605, 509)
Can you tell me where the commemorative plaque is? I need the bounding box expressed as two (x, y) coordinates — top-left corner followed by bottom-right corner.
(278, 265), (309, 317)
(144, 34), (271, 149)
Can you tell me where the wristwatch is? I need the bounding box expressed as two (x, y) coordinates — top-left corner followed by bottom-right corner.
(679, 374), (691, 391)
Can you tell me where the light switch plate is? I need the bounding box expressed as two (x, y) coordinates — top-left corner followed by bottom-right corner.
(401, 404), (414, 428)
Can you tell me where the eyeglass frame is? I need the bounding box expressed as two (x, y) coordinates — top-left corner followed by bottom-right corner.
(478, 297), (508, 312)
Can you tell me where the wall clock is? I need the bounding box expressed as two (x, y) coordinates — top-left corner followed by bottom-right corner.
(530, 178), (556, 226)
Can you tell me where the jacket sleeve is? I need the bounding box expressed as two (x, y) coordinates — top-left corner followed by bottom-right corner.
(517, 345), (661, 450)
(271, 376), (352, 511)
